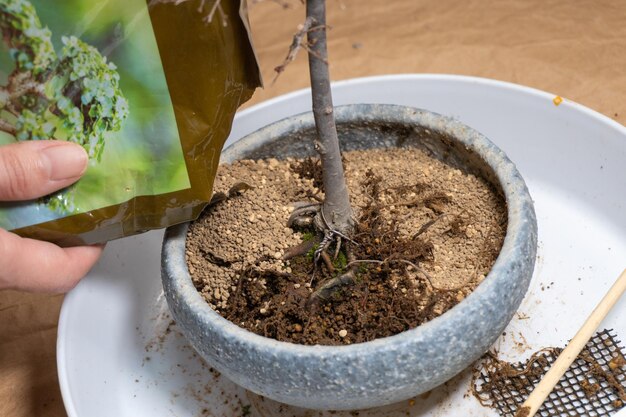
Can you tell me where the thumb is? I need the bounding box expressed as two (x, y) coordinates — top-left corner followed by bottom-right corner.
(0, 141), (88, 201)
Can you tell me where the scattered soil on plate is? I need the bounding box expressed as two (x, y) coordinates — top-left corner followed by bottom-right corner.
(186, 147), (506, 345)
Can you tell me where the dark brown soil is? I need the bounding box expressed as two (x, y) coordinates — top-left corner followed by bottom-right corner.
(515, 406), (530, 417)
(222, 258), (463, 345)
(186, 147), (507, 345)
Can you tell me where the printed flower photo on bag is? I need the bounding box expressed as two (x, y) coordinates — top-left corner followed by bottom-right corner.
(0, 0), (190, 228)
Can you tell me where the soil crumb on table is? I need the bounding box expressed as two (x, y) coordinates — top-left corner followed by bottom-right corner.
(186, 147), (507, 345)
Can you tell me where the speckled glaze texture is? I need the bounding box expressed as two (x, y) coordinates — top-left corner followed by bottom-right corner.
(161, 104), (538, 410)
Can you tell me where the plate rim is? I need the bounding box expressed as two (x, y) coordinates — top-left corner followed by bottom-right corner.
(235, 73), (625, 134)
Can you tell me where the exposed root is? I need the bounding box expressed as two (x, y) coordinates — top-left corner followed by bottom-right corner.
(423, 192), (451, 214)
(293, 169), (444, 306)
(284, 197), (357, 302)
(347, 258), (439, 290)
(280, 160), (483, 319)
(209, 191), (228, 206)
(290, 216), (314, 229)
(319, 251), (335, 273)
(228, 182), (253, 197)
(200, 249), (234, 268)
(287, 202), (320, 228)
(579, 350), (626, 401)
(394, 259), (437, 288)
(307, 268), (356, 307)
(282, 238), (317, 261)
(313, 230), (334, 263)
(413, 214), (447, 239)
(444, 210), (469, 236)
(332, 235), (341, 260)
(471, 349), (551, 407)
(208, 182), (252, 207)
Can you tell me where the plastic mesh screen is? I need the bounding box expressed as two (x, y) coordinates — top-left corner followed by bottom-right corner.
(472, 329), (626, 417)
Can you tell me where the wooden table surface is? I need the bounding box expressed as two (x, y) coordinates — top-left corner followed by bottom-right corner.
(1, 0), (624, 415)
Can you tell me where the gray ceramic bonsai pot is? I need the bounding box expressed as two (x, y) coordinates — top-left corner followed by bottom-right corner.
(161, 103), (537, 410)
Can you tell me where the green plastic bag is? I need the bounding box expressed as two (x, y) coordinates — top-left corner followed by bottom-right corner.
(0, 0), (261, 245)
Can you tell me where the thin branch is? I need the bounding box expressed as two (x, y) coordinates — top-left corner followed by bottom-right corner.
(0, 118), (17, 136)
(0, 92), (19, 118)
(8, 79), (46, 104)
(0, 72), (50, 118)
(299, 35), (328, 63)
(0, 87), (8, 110)
(272, 17), (316, 84)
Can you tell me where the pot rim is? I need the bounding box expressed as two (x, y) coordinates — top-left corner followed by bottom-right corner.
(162, 103), (537, 356)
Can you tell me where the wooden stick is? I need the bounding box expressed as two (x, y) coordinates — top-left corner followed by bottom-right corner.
(515, 268), (626, 417)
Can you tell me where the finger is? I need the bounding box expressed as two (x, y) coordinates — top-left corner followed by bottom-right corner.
(0, 229), (104, 293)
(0, 141), (88, 201)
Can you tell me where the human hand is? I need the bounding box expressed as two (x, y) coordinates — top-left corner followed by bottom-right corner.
(0, 140), (104, 292)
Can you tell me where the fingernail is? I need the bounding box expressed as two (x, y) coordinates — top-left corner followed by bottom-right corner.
(41, 144), (88, 181)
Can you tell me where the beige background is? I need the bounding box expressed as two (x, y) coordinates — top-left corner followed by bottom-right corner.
(1, 0), (624, 415)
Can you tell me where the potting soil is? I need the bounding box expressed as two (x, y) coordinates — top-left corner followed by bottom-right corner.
(186, 146), (507, 345)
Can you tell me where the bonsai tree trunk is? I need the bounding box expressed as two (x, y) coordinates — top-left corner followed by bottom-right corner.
(305, 0), (354, 237)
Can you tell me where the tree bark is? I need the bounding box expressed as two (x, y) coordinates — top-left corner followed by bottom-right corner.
(306, 0), (354, 235)
(0, 118), (16, 136)
(0, 86), (16, 136)
(0, 86), (9, 112)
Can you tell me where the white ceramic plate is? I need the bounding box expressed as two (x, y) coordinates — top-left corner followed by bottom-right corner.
(58, 74), (626, 417)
